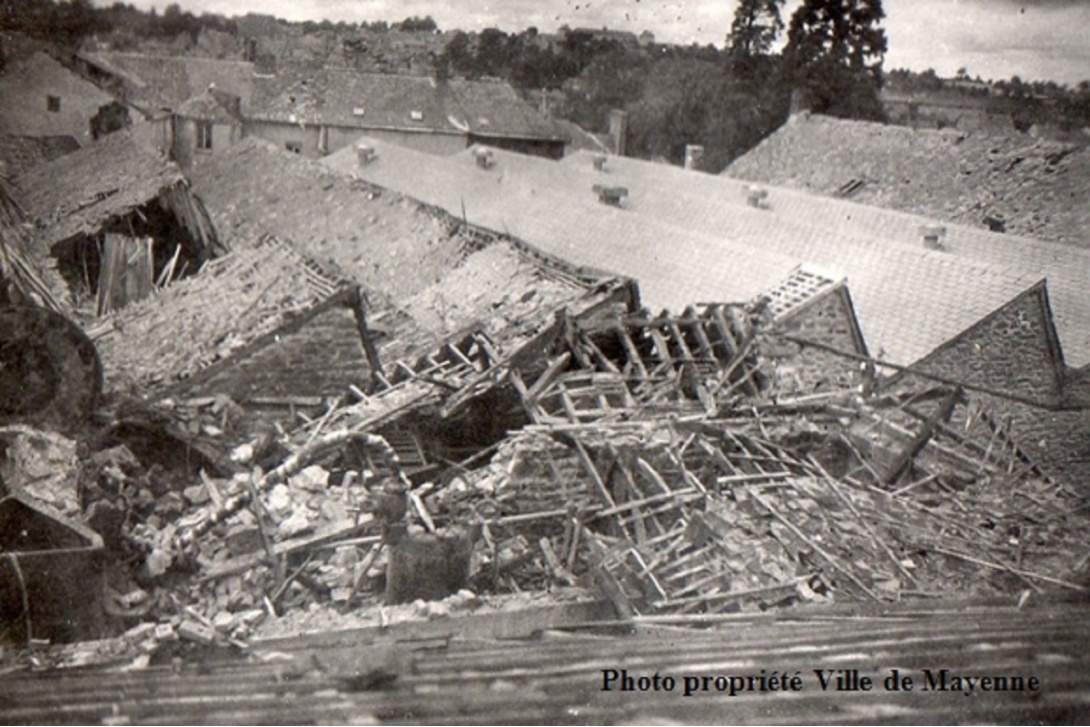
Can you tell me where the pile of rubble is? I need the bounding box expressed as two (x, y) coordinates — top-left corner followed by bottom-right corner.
(3, 270), (1089, 674)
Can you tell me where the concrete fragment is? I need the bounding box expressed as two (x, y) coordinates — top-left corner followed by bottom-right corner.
(0, 426), (81, 516)
(290, 465), (330, 491)
(276, 511), (312, 539)
(153, 623), (175, 641)
(178, 620), (216, 645)
(267, 484), (293, 516)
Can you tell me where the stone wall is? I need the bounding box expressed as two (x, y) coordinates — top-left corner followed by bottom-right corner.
(904, 285), (1062, 406)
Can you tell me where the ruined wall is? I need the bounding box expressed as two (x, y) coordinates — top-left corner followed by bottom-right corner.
(245, 120), (466, 158)
(764, 288), (866, 398)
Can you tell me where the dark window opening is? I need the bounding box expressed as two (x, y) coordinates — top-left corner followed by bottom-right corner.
(285, 141), (302, 154)
(196, 121), (213, 151)
(47, 95), (61, 113)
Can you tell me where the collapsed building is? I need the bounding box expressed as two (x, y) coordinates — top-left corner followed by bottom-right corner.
(0, 133), (1088, 724)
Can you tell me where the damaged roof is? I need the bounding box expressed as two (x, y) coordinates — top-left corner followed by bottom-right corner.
(11, 131), (186, 250)
(92, 234), (354, 396)
(0, 134), (80, 177)
(250, 68), (566, 142)
(190, 137), (564, 305)
(723, 112), (1090, 249)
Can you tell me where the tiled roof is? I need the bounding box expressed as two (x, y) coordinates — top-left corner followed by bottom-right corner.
(187, 137), (472, 304)
(554, 149), (1090, 368)
(11, 131), (185, 250)
(0, 134), (79, 176)
(250, 69), (565, 142)
(80, 52), (256, 114)
(175, 89), (241, 123)
(724, 112), (1090, 248)
(5, 599), (1089, 724)
(93, 235), (353, 395)
(336, 141), (1036, 366)
(322, 137), (804, 312)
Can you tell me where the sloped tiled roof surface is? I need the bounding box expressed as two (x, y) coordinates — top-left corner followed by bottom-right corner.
(4, 599), (1089, 724)
(175, 89), (241, 123)
(547, 149), (1090, 369)
(724, 112), (1090, 249)
(0, 134), (80, 177)
(93, 235), (351, 394)
(323, 137), (803, 311)
(335, 141), (1038, 366)
(12, 131), (184, 249)
(189, 137), (480, 304)
(250, 69), (565, 142)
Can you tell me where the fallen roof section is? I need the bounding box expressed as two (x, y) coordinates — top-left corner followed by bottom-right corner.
(11, 131), (215, 254)
(91, 234), (355, 397)
(188, 137), (474, 304)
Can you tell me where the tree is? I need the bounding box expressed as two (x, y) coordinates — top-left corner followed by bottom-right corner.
(784, 0), (888, 119)
(728, 0), (785, 59)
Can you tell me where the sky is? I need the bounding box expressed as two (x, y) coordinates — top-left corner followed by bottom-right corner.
(113, 0), (1090, 86)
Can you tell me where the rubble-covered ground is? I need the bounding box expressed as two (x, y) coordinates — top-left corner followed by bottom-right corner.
(3, 292), (1089, 679)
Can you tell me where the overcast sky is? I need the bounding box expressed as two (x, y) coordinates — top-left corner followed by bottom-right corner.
(114, 0), (1090, 86)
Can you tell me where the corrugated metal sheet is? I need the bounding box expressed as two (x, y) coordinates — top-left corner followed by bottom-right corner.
(3, 599), (1087, 724)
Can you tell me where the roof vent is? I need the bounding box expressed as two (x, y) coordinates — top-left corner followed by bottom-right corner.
(356, 144), (377, 166)
(592, 154), (608, 172)
(746, 185), (769, 209)
(593, 184), (628, 207)
(919, 224), (947, 250)
(352, 106), (366, 117)
(473, 148), (494, 169)
(409, 110), (424, 121)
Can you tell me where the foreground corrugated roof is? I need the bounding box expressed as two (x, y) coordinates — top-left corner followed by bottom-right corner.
(323, 137), (804, 311)
(3, 598), (1087, 724)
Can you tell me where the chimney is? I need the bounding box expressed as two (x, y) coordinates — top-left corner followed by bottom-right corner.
(473, 147), (494, 169)
(592, 154), (607, 172)
(684, 144), (704, 171)
(919, 225), (947, 250)
(608, 109), (627, 157)
(746, 185), (769, 209)
(356, 144), (377, 166)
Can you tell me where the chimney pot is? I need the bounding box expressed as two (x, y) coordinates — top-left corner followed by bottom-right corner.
(473, 147), (494, 169)
(356, 144), (377, 166)
(594, 185), (628, 207)
(746, 185), (769, 208)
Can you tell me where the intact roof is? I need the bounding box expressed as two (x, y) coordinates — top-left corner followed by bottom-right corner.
(250, 68), (566, 142)
(322, 137), (804, 312)
(724, 112), (1090, 249)
(326, 139), (1040, 366)
(0, 51), (114, 139)
(78, 52), (256, 114)
(553, 149), (1090, 368)
(0, 134), (80, 177)
(175, 88), (242, 123)
(11, 131), (186, 249)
